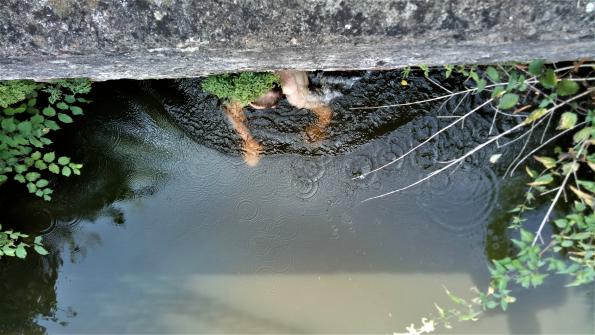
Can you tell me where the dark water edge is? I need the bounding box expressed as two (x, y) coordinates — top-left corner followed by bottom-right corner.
(0, 70), (593, 334)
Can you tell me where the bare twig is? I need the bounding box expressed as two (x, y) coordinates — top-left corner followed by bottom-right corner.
(361, 120), (527, 202)
(532, 141), (587, 246)
(353, 98), (494, 180)
(349, 83), (509, 110)
(509, 121), (588, 176)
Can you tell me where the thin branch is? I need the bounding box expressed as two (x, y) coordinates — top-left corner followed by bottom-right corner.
(503, 123), (535, 177)
(353, 98), (494, 180)
(426, 76), (453, 94)
(532, 141), (587, 246)
(349, 83), (508, 110)
(509, 121), (588, 176)
(361, 121), (527, 202)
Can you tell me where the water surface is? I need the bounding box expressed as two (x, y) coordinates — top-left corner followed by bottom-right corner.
(0, 73), (593, 334)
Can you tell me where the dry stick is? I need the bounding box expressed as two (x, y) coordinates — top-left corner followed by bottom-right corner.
(363, 89), (594, 202)
(426, 76), (453, 94)
(353, 98), (494, 180)
(349, 83), (510, 110)
(503, 123), (536, 177)
(508, 121), (588, 176)
(361, 120), (528, 202)
(532, 141), (587, 246)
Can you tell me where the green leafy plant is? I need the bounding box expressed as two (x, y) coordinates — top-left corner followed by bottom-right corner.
(201, 72), (280, 106)
(0, 79), (91, 201)
(352, 60), (594, 334)
(0, 224), (48, 259)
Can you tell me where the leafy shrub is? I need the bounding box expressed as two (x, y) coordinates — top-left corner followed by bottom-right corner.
(201, 72), (280, 106)
(0, 79), (91, 201)
(389, 60), (594, 334)
(0, 224), (48, 259)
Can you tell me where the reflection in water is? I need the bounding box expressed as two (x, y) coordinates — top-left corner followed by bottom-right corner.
(0, 73), (593, 334)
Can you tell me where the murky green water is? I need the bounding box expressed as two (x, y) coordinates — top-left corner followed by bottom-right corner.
(0, 73), (593, 334)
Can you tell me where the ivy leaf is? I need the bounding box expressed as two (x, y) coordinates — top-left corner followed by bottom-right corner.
(539, 69), (557, 88)
(64, 95), (76, 103)
(558, 112), (577, 130)
(56, 102), (69, 110)
(528, 59), (545, 76)
(498, 93), (519, 110)
(58, 113), (73, 124)
(556, 80), (579, 97)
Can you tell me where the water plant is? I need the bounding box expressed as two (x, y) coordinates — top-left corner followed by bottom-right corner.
(0, 79), (91, 201)
(0, 78), (92, 261)
(353, 60), (594, 334)
(0, 224), (48, 259)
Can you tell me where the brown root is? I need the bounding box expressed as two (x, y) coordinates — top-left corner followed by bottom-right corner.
(223, 101), (262, 166)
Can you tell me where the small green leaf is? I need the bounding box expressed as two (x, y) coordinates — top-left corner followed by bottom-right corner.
(35, 179), (49, 188)
(48, 163), (60, 174)
(31, 151), (42, 160)
(34, 245), (49, 255)
(34, 160), (47, 170)
(69, 106), (83, 115)
(556, 80), (579, 97)
(42, 106), (56, 117)
(498, 93), (519, 110)
(56, 102), (69, 110)
(17, 121), (32, 135)
(539, 69), (557, 88)
(57, 113), (73, 123)
(486, 66), (499, 81)
(34, 236), (42, 244)
(62, 166), (71, 177)
(25, 172), (40, 182)
(15, 246), (27, 259)
(558, 112), (577, 130)
(43, 152), (55, 163)
(573, 127), (593, 144)
(528, 174), (553, 186)
(533, 156), (556, 169)
(27, 182), (37, 193)
(57, 156), (70, 165)
(524, 108), (549, 124)
(528, 59), (545, 76)
(476, 79), (487, 93)
(64, 95), (76, 103)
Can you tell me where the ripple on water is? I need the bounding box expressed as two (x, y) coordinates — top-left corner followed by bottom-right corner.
(289, 156), (328, 200)
(417, 164), (499, 233)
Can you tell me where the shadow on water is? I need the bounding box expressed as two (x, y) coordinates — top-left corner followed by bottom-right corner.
(0, 71), (593, 333)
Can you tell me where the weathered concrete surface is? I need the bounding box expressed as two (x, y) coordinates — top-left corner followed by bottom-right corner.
(0, 0), (593, 80)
